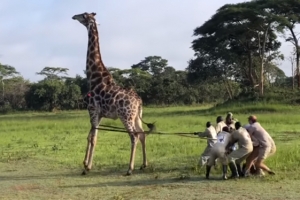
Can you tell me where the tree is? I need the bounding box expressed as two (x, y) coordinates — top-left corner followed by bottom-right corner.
(2, 76), (30, 109)
(131, 56), (169, 76)
(26, 80), (64, 111)
(27, 67), (78, 111)
(36, 67), (69, 80)
(60, 79), (82, 109)
(0, 63), (20, 100)
(190, 1), (283, 96)
(246, 0), (289, 95)
(288, 49), (296, 90)
(263, 0), (300, 88)
(108, 67), (127, 87)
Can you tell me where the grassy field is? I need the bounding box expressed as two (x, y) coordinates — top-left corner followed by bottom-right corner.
(1, 103), (300, 200)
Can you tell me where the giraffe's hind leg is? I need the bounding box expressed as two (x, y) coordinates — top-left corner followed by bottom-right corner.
(135, 105), (147, 170)
(126, 133), (138, 176)
(135, 117), (147, 170)
(120, 118), (139, 176)
(139, 133), (147, 170)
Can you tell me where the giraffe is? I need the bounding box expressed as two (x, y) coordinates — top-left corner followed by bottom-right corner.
(72, 12), (154, 176)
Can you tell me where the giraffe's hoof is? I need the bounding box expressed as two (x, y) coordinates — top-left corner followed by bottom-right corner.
(126, 170), (133, 176)
(81, 170), (87, 175)
(83, 162), (88, 167)
(140, 164), (147, 170)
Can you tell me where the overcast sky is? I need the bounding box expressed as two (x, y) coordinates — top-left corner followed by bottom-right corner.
(0, 0), (297, 82)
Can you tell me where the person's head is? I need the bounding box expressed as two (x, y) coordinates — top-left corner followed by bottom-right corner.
(216, 116), (223, 123)
(235, 121), (241, 130)
(206, 121), (211, 128)
(226, 112), (233, 124)
(227, 112), (233, 118)
(248, 115), (257, 124)
(222, 126), (230, 132)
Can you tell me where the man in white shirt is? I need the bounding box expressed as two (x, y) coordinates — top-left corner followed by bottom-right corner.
(215, 116), (227, 134)
(245, 115), (276, 176)
(194, 122), (217, 166)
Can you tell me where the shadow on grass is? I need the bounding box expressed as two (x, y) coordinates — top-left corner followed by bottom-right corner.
(59, 176), (223, 188)
(0, 170), (84, 181)
(0, 164), (222, 182)
(71, 164), (200, 178)
(0, 165), (292, 186)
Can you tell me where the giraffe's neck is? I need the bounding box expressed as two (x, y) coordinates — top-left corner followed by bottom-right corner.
(86, 23), (114, 90)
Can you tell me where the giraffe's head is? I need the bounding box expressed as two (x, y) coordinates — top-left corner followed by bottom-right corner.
(72, 12), (97, 28)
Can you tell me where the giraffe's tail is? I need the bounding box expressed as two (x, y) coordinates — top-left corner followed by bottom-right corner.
(138, 105), (156, 133)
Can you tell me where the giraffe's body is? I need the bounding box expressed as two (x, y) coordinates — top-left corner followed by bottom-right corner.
(87, 84), (142, 121)
(72, 12), (151, 175)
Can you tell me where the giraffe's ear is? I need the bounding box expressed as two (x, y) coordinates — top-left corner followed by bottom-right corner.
(91, 12), (96, 16)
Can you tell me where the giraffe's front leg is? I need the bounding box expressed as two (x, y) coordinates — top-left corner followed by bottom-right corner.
(82, 128), (98, 175)
(86, 128), (98, 170)
(82, 108), (101, 175)
(82, 129), (93, 175)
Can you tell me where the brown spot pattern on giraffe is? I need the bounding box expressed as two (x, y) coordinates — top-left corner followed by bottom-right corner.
(89, 51), (95, 59)
(91, 72), (101, 79)
(91, 65), (98, 72)
(94, 85), (101, 94)
(86, 71), (91, 78)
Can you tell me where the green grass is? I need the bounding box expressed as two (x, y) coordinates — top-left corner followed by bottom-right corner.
(1, 103), (300, 199)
